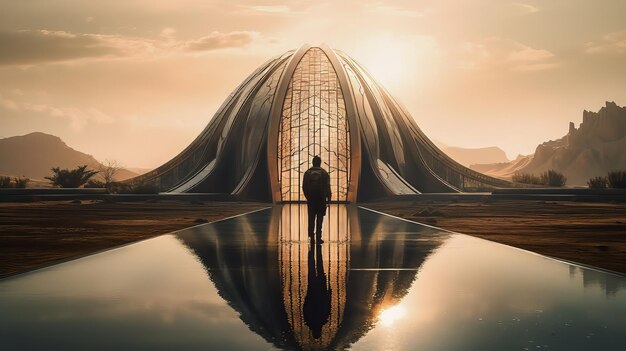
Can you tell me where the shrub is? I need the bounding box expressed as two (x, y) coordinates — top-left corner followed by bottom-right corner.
(587, 176), (608, 189)
(512, 172), (542, 185)
(0, 176), (12, 188)
(84, 179), (106, 188)
(463, 186), (495, 192)
(130, 181), (160, 194)
(45, 165), (99, 188)
(540, 170), (567, 187)
(109, 180), (159, 194)
(97, 159), (120, 188)
(607, 170), (626, 188)
(13, 177), (29, 188)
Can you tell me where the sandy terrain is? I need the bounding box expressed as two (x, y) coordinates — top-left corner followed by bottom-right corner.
(365, 200), (626, 274)
(2, 199), (625, 277)
(0, 200), (266, 277)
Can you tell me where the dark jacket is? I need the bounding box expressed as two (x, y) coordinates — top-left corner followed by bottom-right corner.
(302, 167), (332, 203)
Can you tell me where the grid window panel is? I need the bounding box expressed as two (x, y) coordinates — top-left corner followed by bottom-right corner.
(278, 48), (351, 201)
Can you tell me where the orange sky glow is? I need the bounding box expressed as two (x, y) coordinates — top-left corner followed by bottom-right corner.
(1, 0), (625, 168)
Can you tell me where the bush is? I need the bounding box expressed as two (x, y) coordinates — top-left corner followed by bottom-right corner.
(109, 180), (159, 194)
(13, 177), (29, 188)
(513, 170), (566, 187)
(84, 179), (106, 188)
(107, 181), (130, 194)
(130, 181), (160, 194)
(97, 159), (120, 188)
(45, 165), (99, 188)
(540, 170), (567, 187)
(0, 176), (12, 188)
(607, 170), (626, 188)
(587, 176), (608, 189)
(512, 172), (542, 185)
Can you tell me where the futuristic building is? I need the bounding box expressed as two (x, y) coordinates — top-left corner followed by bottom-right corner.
(132, 44), (510, 202)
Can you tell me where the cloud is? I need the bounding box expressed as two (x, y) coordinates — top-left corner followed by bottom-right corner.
(585, 31), (626, 54)
(0, 30), (153, 66)
(508, 2), (539, 14)
(0, 95), (19, 111)
(365, 2), (426, 18)
(183, 31), (260, 52)
(1, 96), (115, 131)
(23, 103), (114, 131)
(160, 27), (177, 40)
(0, 29), (268, 65)
(507, 46), (556, 71)
(24, 103), (114, 131)
(247, 5), (292, 14)
(457, 38), (557, 71)
(235, 3), (309, 16)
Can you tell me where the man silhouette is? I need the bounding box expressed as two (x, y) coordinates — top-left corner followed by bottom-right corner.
(303, 243), (331, 339)
(302, 155), (331, 243)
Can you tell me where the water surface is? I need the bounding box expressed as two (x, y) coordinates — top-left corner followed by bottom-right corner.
(1, 205), (625, 350)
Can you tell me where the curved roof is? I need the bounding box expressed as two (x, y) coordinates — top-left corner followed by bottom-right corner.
(130, 45), (511, 201)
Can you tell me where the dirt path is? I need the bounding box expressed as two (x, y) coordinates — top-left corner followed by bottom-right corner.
(0, 200), (266, 277)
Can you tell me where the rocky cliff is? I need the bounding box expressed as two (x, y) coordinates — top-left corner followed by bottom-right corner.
(471, 101), (626, 185)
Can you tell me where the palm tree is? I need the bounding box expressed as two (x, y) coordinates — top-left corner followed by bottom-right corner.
(45, 165), (99, 188)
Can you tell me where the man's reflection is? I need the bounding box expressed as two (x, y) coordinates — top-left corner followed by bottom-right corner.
(304, 243), (331, 339)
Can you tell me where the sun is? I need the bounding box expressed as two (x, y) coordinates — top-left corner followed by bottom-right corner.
(378, 304), (407, 327)
(350, 34), (440, 93)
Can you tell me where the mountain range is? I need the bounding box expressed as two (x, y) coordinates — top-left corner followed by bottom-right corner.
(3, 101), (624, 188)
(0, 132), (140, 183)
(471, 101), (626, 185)
(434, 141), (509, 167)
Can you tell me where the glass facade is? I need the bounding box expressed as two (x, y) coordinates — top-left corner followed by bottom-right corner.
(278, 48), (351, 201)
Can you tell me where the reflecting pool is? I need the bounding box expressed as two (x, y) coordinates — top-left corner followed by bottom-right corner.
(1, 205), (625, 350)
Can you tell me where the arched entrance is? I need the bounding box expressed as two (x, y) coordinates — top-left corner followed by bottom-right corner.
(276, 48), (351, 202)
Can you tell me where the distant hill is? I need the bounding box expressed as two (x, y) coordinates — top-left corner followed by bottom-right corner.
(0, 132), (139, 182)
(126, 167), (153, 175)
(471, 101), (626, 185)
(471, 154), (533, 180)
(435, 141), (509, 167)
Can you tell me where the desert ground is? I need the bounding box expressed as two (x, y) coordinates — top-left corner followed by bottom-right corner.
(1, 199), (625, 277)
(0, 200), (266, 277)
(365, 199), (626, 274)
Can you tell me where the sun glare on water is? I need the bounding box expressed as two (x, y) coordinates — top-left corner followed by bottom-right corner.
(378, 304), (407, 327)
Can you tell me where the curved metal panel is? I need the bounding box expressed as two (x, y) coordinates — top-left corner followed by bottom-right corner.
(128, 54), (286, 192)
(320, 45), (362, 203)
(338, 53), (406, 169)
(267, 45), (313, 202)
(334, 51), (417, 196)
(231, 53), (291, 196)
(170, 51), (292, 193)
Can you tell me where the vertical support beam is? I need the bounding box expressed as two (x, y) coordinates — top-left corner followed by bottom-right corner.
(267, 45), (312, 203)
(321, 45), (362, 204)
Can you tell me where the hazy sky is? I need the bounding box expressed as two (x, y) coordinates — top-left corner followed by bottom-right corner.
(1, 0), (625, 168)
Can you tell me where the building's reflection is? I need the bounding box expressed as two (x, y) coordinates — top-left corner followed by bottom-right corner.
(178, 204), (445, 350)
(278, 205), (349, 350)
(569, 266), (626, 296)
